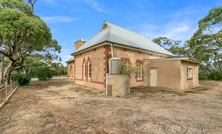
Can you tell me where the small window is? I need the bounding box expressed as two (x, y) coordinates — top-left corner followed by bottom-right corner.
(137, 63), (142, 79)
(88, 60), (91, 79)
(187, 68), (192, 78)
(84, 61), (86, 79)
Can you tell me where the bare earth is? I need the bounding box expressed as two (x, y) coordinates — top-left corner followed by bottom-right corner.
(0, 80), (222, 134)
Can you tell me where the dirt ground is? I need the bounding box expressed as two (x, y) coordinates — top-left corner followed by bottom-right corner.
(0, 80), (222, 134)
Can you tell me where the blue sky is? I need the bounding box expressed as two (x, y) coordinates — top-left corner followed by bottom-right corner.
(33, 0), (221, 65)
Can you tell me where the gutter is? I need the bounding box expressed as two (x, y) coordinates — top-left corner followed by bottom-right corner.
(71, 41), (175, 57)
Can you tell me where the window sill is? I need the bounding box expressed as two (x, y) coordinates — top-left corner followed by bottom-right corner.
(187, 77), (193, 80)
(136, 79), (143, 82)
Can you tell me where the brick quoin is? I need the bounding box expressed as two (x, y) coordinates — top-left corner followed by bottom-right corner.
(103, 45), (109, 90)
(74, 58), (76, 83)
(73, 46), (106, 91)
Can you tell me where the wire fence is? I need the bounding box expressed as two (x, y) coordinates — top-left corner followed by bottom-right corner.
(0, 80), (18, 102)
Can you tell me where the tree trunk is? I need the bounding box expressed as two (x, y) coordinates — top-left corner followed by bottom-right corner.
(28, 67), (31, 75)
(0, 55), (4, 84)
(3, 62), (12, 85)
(23, 68), (26, 74)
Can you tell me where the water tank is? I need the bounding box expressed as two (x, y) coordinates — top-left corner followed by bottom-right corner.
(108, 57), (121, 74)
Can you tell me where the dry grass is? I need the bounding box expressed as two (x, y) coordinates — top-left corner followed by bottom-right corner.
(0, 80), (222, 133)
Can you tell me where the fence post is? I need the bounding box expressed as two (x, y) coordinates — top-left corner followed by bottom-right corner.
(6, 82), (7, 98)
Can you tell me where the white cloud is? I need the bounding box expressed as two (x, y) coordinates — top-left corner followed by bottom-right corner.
(138, 21), (197, 42)
(133, 5), (212, 42)
(41, 16), (80, 23)
(84, 0), (112, 14)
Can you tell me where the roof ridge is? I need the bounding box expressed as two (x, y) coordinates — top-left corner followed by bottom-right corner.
(106, 21), (147, 37)
(106, 26), (111, 40)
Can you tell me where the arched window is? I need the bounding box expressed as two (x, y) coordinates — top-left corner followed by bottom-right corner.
(88, 60), (91, 79)
(70, 65), (72, 76)
(84, 61), (86, 79)
(137, 63), (142, 79)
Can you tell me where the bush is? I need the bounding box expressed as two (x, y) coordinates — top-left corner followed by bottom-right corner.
(36, 66), (53, 80)
(10, 74), (30, 85)
(199, 73), (222, 80)
(207, 73), (222, 80)
(120, 61), (141, 75)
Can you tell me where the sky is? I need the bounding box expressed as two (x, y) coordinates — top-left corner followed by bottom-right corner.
(33, 0), (222, 65)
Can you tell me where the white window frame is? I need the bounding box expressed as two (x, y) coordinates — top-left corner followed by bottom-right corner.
(84, 61), (86, 79)
(137, 63), (142, 79)
(187, 68), (192, 78)
(88, 60), (91, 79)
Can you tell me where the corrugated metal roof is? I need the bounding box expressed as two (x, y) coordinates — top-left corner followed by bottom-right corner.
(71, 21), (174, 56)
(65, 57), (74, 63)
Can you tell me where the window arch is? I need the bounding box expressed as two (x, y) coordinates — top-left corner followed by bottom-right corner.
(136, 59), (144, 82)
(70, 65), (72, 76)
(88, 60), (91, 79)
(83, 60), (86, 79)
(137, 63), (142, 79)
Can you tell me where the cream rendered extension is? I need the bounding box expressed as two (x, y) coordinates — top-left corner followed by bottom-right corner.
(150, 68), (157, 86)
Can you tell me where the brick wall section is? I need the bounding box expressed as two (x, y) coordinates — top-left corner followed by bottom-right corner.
(67, 62), (74, 81)
(71, 41), (169, 91)
(74, 45), (106, 91)
(112, 45), (167, 87)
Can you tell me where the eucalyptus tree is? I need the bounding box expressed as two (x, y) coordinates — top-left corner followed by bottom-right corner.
(0, 0), (61, 84)
(51, 62), (64, 76)
(152, 37), (187, 56)
(189, 7), (222, 73)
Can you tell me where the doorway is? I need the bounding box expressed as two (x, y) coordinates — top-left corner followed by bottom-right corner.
(150, 68), (157, 86)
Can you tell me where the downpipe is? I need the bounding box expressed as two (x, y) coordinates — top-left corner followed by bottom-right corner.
(106, 43), (113, 96)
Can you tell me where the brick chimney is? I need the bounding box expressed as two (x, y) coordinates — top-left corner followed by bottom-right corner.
(75, 38), (86, 51)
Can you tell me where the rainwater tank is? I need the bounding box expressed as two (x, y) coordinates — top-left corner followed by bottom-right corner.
(108, 57), (121, 74)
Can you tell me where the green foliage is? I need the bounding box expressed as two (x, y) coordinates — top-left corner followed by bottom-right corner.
(10, 74), (30, 85)
(199, 73), (222, 80)
(152, 37), (187, 56)
(189, 7), (222, 74)
(207, 73), (222, 80)
(50, 62), (65, 76)
(120, 61), (141, 75)
(3, 98), (8, 103)
(36, 66), (53, 80)
(0, 0), (61, 84)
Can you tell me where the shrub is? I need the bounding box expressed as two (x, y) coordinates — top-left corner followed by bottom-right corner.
(3, 98), (8, 103)
(10, 74), (30, 85)
(36, 66), (53, 80)
(207, 73), (222, 80)
(199, 73), (222, 80)
(120, 61), (141, 75)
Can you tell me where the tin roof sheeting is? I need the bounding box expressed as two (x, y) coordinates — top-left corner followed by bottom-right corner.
(72, 21), (174, 56)
(65, 57), (74, 63)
